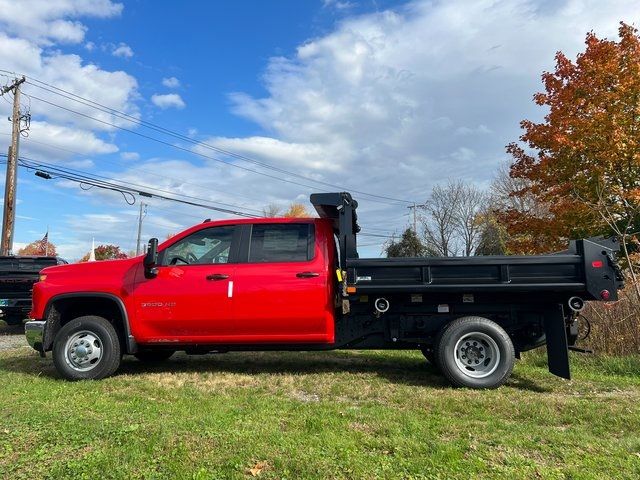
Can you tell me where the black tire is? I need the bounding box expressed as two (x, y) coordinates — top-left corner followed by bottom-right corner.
(134, 349), (175, 362)
(420, 347), (437, 365)
(3, 314), (25, 326)
(52, 315), (121, 381)
(435, 316), (514, 389)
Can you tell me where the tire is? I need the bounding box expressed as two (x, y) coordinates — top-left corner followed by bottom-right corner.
(420, 347), (437, 365)
(134, 349), (175, 362)
(3, 314), (25, 326)
(435, 316), (514, 389)
(52, 315), (122, 381)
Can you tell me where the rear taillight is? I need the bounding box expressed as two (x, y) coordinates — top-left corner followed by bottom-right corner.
(600, 289), (610, 300)
(592, 260), (603, 268)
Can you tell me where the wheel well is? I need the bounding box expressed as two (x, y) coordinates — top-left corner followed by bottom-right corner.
(43, 296), (127, 352)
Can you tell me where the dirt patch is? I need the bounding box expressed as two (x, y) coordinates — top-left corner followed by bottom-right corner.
(0, 323), (26, 350)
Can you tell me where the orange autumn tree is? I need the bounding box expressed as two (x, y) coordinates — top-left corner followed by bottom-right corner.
(503, 22), (640, 275)
(17, 233), (57, 256)
(79, 244), (128, 262)
(283, 203), (312, 218)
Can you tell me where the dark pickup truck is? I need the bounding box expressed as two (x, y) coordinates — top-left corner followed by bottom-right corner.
(0, 256), (66, 325)
(26, 192), (623, 389)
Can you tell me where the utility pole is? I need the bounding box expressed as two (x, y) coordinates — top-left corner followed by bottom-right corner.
(408, 203), (417, 234)
(1, 76), (26, 256)
(135, 202), (147, 255)
(407, 202), (428, 235)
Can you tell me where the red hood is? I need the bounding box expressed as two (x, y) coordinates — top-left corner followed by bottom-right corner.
(42, 257), (139, 275)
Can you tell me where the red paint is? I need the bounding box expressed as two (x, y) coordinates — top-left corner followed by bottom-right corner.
(30, 217), (336, 346)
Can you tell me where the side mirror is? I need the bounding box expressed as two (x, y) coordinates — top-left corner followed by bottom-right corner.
(143, 238), (159, 279)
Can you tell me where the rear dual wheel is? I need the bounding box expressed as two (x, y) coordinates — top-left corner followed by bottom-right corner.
(434, 316), (515, 389)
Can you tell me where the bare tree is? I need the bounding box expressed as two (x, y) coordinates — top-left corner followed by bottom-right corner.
(491, 162), (550, 218)
(420, 182), (461, 256)
(419, 180), (487, 256)
(262, 203), (283, 217)
(454, 182), (486, 256)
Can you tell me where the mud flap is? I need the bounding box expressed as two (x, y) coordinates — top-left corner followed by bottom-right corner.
(544, 305), (571, 379)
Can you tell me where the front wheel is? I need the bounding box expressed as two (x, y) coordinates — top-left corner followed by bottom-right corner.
(52, 315), (122, 381)
(435, 316), (514, 389)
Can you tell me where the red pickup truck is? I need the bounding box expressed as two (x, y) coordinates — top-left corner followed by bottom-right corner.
(25, 192), (623, 389)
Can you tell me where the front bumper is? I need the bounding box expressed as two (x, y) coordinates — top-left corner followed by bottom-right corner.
(25, 320), (46, 353)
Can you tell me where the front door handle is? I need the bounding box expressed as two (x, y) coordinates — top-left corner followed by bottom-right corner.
(296, 271), (320, 278)
(206, 273), (229, 281)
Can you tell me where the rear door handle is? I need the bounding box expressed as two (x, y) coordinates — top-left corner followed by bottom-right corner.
(296, 272), (320, 278)
(206, 273), (230, 281)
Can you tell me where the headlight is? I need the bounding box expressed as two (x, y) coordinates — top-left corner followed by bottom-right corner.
(39, 274), (47, 282)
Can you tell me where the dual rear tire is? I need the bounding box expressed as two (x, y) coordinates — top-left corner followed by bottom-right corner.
(423, 316), (515, 389)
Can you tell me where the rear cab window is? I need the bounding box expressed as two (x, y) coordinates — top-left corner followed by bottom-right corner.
(248, 223), (315, 263)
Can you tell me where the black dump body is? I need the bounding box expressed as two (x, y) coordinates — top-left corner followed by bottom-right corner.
(347, 238), (622, 302)
(0, 256), (65, 325)
(311, 192), (624, 380)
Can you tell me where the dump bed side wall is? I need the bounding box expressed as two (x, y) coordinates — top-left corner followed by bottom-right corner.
(346, 243), (620, 301)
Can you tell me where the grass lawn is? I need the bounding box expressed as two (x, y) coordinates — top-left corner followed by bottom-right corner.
(1, 344), (639, 479)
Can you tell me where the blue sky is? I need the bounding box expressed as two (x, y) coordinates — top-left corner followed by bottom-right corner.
(0, 0), (638, 260)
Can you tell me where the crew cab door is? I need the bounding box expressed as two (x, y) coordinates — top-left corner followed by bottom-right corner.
(133, 225), (240, 341)
(232, 222), (334, 343)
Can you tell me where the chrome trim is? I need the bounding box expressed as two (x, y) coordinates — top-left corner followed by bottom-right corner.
(25, 320), (46, 352)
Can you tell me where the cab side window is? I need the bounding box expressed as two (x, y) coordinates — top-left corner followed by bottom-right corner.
(248, 224), (314, 263)
(163, 226), (236, 265)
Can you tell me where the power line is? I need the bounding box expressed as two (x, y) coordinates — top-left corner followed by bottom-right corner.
(14, 134), (265, 206)
(25, 92), (344, 197)
(0, 132), (267, 209)
(9, 72), (414, 205)
(0, 155), (260, 218)
(18, 155), (265, 215)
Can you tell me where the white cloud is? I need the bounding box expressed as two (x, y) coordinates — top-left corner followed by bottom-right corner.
(162, 76), (180, 88)
(0, 0), (122, 45)
(112, 42), (133, 58)
(323, 0), (355, 11)
(66, 159), (95, 169)
(84, 41), (95, 51)
(151, 93), (186, 109)
(21, 121), (118, 158)
(120, 151), (140, 161)
(221, 0), (640, 210)
(0, 36), (139, 132)
(199, 136), (345, 172)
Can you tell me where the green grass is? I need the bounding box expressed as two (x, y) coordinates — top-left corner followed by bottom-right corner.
(1, 346), (639, 479)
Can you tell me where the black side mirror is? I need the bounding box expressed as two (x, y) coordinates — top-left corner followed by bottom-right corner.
(143, 238), (159, 279)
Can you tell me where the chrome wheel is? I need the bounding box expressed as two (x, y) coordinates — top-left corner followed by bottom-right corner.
(64, 330), (103, 372)
(453, 332), (500, 379)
